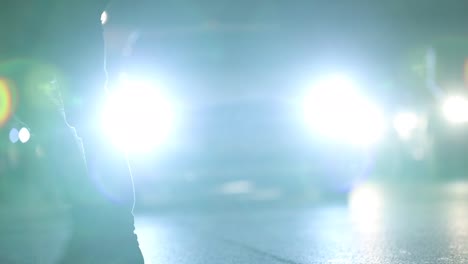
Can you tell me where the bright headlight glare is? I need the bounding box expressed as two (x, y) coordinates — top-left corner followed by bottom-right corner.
(393, 111), (419, 140)
(101, 77), (175, 153)
(303, 74), (386, 146)
(442, 95), (468, 124)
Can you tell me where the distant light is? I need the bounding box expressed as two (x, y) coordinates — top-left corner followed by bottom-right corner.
(19, 127), (30, 143)
(9, 128), (19, 143)
(442, 95), (468, 124)
(393, 111), (419, 140)
(303, 74), (386, 146)
(101, 11), (108, 25)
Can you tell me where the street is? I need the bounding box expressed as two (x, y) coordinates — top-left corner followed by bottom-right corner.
(2, 1), (468, 264)
(1, 181), (468, 263)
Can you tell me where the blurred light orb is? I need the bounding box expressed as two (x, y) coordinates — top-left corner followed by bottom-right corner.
(442, 95), (468, 124)
(19, 127), (30, 143)
(393, 111), (419, 140)
(0, 79), (13, 127)
(303, 74), (386, 146)
(9, 128), (19, 143)
(101, 76), (175, 153)
(101, 11), (108, 25)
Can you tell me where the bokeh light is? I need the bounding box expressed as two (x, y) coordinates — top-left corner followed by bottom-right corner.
(0, 78), (13, 127)
(9, 128), (19, 143)
(19, 127), (30, 143)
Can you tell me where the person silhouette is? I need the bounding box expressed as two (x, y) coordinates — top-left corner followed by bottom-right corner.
(0, 1), (144, 263)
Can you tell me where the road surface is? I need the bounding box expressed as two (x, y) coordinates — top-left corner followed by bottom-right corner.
(1, 181), (468, 263)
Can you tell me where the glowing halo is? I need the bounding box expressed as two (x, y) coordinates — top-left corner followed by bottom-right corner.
(0, 78), (13, 127)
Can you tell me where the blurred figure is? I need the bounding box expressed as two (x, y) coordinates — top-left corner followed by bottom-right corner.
(0, 1), (144, 263)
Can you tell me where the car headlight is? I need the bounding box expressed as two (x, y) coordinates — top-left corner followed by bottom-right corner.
(101, 75), (176, 154)
(302, 74), (386, 147)
(442, 95), (468, 124)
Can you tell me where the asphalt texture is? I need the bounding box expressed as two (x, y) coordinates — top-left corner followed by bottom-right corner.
(1, 181), (468, 264)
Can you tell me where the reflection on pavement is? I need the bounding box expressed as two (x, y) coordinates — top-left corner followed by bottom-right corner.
(2, 182), (468, 263)
(349, 183), (384, 234)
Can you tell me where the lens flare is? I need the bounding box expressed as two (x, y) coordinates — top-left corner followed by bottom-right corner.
(0, 78), (13, 127)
